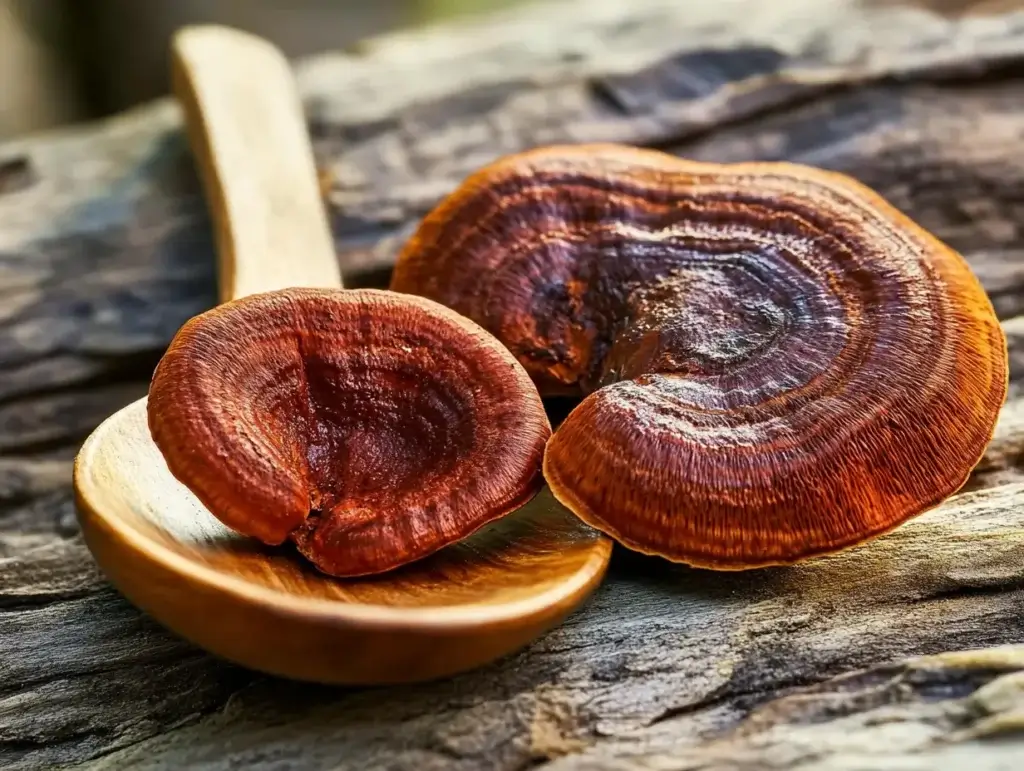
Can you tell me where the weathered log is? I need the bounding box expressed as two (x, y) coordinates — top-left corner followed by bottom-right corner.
(4, 0), (1024, 768)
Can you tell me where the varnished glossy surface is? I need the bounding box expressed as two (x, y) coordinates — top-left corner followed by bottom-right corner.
(391, 143), (1009, 569)
(148, 287), (550, 577)
(75, 400), (609, 683)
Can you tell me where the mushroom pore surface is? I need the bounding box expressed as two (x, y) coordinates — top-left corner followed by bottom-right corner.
(147, 288), (551, 577)
(389, 143), (1008, 569)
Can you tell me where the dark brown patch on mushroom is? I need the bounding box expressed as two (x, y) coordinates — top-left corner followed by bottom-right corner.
(389, 143), (1008, 569)
(147, 287), (551, 577)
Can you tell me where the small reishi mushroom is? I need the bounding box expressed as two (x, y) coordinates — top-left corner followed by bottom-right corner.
(147, 287), (551, 577)
(389, 143), (1008, 569)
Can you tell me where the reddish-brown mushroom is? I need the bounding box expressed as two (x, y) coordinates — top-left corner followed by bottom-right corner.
(147, 287), (551, 577)
(389, 143), (1008, 569)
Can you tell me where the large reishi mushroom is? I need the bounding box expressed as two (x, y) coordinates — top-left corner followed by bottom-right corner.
(389, 143), (1008, 569)
(147, 287), (551, 577)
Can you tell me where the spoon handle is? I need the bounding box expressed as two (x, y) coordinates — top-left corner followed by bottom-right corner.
(171, 25), (342, 301)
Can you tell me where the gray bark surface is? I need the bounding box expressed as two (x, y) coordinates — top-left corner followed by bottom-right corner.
(3, 0), (1024, 768)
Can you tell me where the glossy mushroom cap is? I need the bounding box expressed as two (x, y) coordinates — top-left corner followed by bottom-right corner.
(147, 287), (551, 577)
(389, 143), (1008, 569)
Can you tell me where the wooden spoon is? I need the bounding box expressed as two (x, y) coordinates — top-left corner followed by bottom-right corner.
(73, 24), (611, 685)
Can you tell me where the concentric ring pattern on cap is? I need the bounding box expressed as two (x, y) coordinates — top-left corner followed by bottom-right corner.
(148, 287), (551, 577)
(390, 143), (1008, 569)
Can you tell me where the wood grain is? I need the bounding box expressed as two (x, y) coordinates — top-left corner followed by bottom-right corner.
(169, 25), (341, 301)
(6, 0), (1024, 767)
(67, 480), (1024, 769)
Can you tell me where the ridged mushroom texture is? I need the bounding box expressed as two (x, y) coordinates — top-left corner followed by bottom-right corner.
(147, 288), (551, 577)
(389, 143), (1009, 570)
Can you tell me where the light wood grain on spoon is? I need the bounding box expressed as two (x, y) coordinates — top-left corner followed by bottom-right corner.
(72, 24), (611, 685)
(172, 24), (340, 300)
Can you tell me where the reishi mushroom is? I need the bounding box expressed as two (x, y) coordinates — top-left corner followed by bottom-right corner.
(147, 287), (551, 577)
(389, 143), (1008, 569)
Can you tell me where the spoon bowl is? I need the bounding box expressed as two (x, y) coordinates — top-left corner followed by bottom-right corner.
(75, 398), (610, 683)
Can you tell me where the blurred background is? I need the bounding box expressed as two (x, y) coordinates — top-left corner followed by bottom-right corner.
(0, 0), (531, 140)
(2, 0), (1019, 141)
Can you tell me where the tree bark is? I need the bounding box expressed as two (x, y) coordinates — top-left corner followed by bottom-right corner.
(4, 0), (1024, 768)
